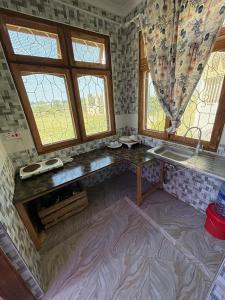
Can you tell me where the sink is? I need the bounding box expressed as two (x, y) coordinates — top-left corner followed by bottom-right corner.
(148, 145), (195, 162)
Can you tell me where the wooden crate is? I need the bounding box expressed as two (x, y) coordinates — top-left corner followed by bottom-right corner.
(38, 190), (88, 229)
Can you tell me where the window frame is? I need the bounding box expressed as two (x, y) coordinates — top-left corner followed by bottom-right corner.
(138, 33), (170, 141)
(66, 29), (110, 69)
(10, 63), (81, 154)
(138, 31), (225, 151)
(0, 9), (116, 154)
(73, 68), (115, 142)
(0, 14), (68, 66)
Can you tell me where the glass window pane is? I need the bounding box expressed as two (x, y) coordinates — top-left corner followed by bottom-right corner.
(21, 73), (76, 145)
(176, 51), (225, 141)
(144, 72), (165, 131)
(77, 75), (110, 136)
(7, 24), (61, 59)
(72, 37), (105, 64)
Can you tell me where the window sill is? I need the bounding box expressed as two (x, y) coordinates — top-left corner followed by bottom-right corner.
(138, 130), (218, 153)
(35, 130), (117, 155)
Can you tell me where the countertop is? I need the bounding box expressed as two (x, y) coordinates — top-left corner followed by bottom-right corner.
(184, 152), (225, 181)
(149, 142), (225, 182)
(13, 145), (155, 204)
(13, 142), (225, 205)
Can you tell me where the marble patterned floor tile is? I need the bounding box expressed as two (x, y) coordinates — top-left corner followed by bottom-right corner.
(40, 172), (224, 299)
(41, 198), (169, 287)
(45, 252), (210, 300)
(110, 211), (178, 261)
(141, 190), (205, 235)
(175, 227), (225, 277)
(40, 172), (139, 254)
(141, 190), (225, 278)
(41, 199), (135, 287)
(42, 198), (210, 300)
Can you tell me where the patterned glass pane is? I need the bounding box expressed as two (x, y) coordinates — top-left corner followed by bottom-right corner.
(72, 38), (105, 64)
(176, 51), (225, 141)
(77, 75), (109, 136)
(145, 72), (165, 131)
(22, 73), (76, 145)
(7, 24), (61, 59)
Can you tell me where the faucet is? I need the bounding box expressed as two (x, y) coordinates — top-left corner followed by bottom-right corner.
(184, 127), (203, 154)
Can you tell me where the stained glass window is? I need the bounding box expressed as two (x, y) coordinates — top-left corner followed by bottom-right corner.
(144, 72), (165, 132)
(1, 12), (115, 153)
(7, 24), (61, 59)
(22, 73), (76, 145)
(72, 37), (105, 64)
(176, 51), (225, 141)
(139, 29), (225, 150)
(77, 75), (109, 136)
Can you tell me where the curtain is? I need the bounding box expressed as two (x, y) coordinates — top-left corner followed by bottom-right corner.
(141, 0), (225, 133)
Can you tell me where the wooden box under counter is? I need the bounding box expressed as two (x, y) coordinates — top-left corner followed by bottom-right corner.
(38, 190), (88, 229)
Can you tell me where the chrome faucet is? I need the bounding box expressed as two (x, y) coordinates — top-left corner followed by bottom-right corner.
(184, 127), (203, 154)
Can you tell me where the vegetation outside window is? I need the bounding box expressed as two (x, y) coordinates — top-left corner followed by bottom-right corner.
(0, 11), (115, 154)
(139, 29), (225, 151)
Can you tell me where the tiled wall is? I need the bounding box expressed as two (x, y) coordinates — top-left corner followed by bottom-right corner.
(0, 137), (44, 296)
(0, 0), (128, 168)
(119, 0), (225, 215)
(0, 224), (43, 298)
(164, 164), (222, 212)
(81, 161), (129, 188)
(0, 0), (224, 196)
(0, 0), (130, 296)
(138, 134), (223, 212)
(0, 0), (224, 298)
(121, 6), (225, 211)
(0, 2), (158, 295)
(123, 1), (147, 116)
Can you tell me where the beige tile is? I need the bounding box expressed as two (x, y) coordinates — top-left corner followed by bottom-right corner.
(40, 173), (222, 299)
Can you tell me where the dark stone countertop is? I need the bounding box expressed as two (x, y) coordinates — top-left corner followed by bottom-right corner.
(13, 145), (155, 204)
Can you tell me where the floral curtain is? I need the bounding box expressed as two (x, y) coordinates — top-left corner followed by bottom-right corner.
(141, 0), (225, 133)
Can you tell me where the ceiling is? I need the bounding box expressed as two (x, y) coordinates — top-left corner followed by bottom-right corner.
(82, 0), (143, 17)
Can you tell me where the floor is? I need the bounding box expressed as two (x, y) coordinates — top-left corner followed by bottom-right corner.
(40, 172), (225, 300)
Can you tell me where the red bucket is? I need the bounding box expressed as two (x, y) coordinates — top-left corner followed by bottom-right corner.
(205, 203), (225, 240)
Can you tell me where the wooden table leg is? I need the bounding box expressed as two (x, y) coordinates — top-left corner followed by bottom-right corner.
(15, 203), (42, 250)
(136, 161), (165, 206)
(136, 165), (142, 206)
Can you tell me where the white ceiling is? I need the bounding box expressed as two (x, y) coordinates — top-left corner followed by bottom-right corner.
(82, 0), (143, 17)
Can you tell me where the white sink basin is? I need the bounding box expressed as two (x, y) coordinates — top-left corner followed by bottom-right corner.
(148, 145), (195, 162)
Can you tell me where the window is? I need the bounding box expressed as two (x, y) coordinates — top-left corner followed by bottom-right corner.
(144, 72), (166, 132)
(74, 70), (113, 138)
(71, 35), (106, 65)
(139, 29), (225, 151)
(0, 12), (115, 154)
(72, 38), (105, 64)
(66, 30), (110, 69)
(6, 24), (62, 59)
(175, 52), (225, 142)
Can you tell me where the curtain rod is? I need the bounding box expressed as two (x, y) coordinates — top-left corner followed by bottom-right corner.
(54, 0), (122, 26)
